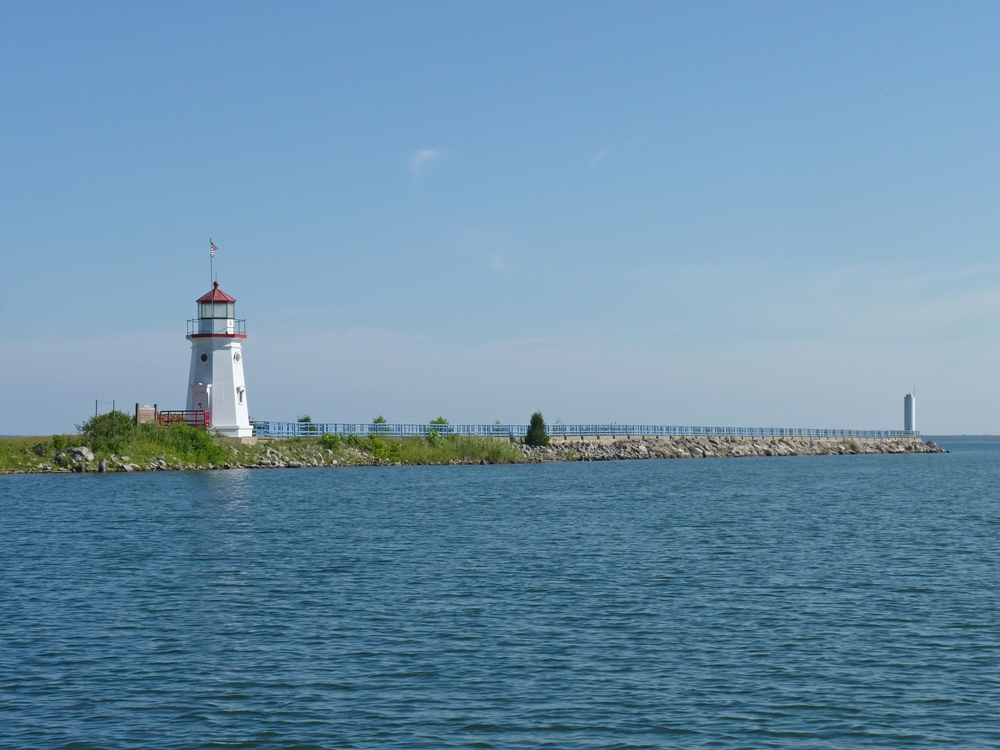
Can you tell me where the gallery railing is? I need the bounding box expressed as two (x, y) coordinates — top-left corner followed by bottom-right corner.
(187, 318), (246, 336)
(251, 421), (919, 440)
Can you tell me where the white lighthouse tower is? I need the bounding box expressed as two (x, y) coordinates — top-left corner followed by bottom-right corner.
(904, 391), (916, 433)
(186, 281), (252, 437)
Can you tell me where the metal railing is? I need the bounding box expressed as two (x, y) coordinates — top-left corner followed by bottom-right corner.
(187, 318), (246, 336)
(159, 410), (211, 428)
(252, 421), (919, 440)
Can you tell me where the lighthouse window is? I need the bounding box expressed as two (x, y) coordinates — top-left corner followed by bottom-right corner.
(200, 302), (236, 318)
(201, 353), (208, 362)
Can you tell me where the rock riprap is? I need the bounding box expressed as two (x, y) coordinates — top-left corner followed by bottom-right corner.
(519, 435), (944, 461)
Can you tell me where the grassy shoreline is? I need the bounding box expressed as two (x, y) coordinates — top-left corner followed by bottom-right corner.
(0, 428), (525, 474)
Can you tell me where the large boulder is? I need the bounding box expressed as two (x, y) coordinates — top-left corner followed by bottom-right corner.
(70, 446), (94, 463)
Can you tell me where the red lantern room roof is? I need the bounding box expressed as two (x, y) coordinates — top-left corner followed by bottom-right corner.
(197, 281), (236, 303)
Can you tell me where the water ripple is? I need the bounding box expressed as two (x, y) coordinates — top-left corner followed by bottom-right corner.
(2, 445), (1000, 747)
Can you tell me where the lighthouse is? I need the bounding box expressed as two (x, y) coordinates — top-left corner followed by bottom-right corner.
(186, 281), (252, 437)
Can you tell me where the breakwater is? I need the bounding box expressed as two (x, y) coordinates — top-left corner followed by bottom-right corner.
(1, 434), (943, 475)
(522, 435), (943, 461)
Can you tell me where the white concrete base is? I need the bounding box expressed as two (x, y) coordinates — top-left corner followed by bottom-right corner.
(217, 435), (257, 445)
(213, 425), (254, 439)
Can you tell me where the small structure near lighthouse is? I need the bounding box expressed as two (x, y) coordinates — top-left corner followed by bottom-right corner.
(185, 281), (252, 437)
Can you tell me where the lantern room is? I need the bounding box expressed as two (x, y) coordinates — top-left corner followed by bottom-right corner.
(198, 281), (236, 318)
(188, 281), (246, 337)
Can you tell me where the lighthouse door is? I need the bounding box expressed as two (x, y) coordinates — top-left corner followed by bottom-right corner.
(191, 384), (211, 412)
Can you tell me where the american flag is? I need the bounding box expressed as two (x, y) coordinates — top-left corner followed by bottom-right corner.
(210, 240), (217, 258)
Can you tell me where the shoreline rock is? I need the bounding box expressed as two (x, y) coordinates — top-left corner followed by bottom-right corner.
(519, 435), (945, 461)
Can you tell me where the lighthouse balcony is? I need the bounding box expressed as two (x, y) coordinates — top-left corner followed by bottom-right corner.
(187, 318), (246, 337)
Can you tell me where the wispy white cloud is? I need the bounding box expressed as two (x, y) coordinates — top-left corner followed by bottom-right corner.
(454, 225), (514, 273)
(589, 132), (648, 167)
(409, 149), (442, 176)
(588, 148), (610, 167)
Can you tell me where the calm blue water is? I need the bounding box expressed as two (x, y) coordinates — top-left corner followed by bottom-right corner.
(2, 439), (1000, 748)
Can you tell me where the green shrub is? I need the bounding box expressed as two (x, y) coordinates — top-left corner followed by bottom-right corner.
(52, 435), (69, 451)
(525, 412), (549, 447)
(0, 440), (28, 469)
(320, 432), (342, 450)
(425, 430), (459, 447)
(428, 416), (449, 440)
(370, 436), (401, 460)
(133, 421), (226, 464)
(78, 410), (137, 454)
(296, 415), (319, 434)
(343, 434), (401, 460)
(400, 435), (522, 464)
(79, 410), (226, 461)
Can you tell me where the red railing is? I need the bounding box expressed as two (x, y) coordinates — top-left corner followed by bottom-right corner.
(157, 410), (211, 428)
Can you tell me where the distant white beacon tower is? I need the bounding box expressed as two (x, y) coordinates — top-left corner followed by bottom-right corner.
(186, 281), (252, 437)
(903, 391), (915, 433)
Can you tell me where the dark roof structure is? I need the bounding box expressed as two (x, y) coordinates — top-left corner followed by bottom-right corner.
(197, 281), (236, 303)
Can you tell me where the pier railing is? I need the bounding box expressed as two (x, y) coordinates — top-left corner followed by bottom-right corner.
(251, 422), (919, 440)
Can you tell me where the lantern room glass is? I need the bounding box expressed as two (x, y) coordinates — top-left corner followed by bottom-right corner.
(199, 302), (235, 319)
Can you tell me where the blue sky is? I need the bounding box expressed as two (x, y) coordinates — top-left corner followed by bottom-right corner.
(3, 1), (1000, 434)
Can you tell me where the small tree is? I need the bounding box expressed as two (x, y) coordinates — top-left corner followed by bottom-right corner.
(296, 414), (318, 435)
(524, 411), (549, 446)
(320, 432), (342, 450)
(373, 415), (389, 435)
(428, 416), (448, 441)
